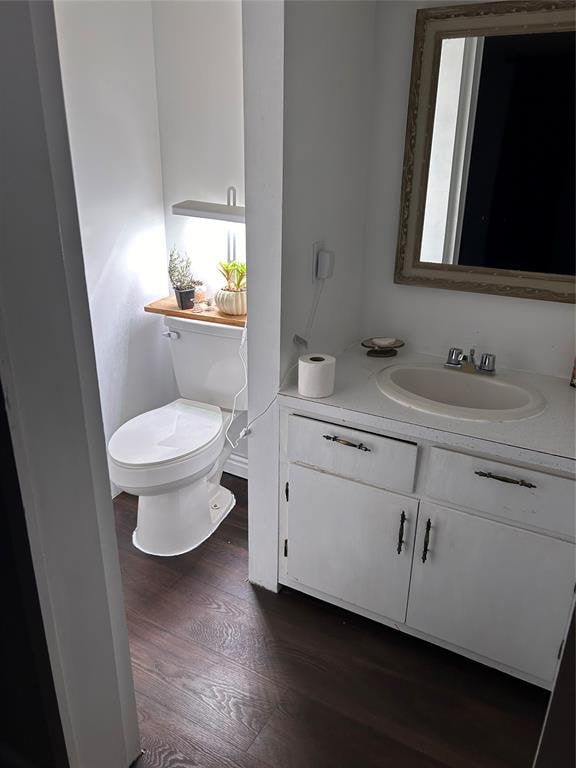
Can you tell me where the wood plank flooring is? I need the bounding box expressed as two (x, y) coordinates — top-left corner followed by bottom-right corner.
(114, 474), (548, 768)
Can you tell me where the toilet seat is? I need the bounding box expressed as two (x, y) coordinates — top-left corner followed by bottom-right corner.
(108, 399), (228, 496)
(109, 399), (223, 467)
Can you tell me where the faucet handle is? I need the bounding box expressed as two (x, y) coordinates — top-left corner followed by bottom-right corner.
(478, 353), (496, 374)
(445, 347), (463, 367)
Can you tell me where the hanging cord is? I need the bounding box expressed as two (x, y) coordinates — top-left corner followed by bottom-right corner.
(226, 336), (360, 450)
(224, 254), (354, 450)
(294, 278), (326, 353)
(225, 276), (324, 449)
(302, 278), (325, 346)
(225, 359), (299, 449)
(225, 323), (248, 449)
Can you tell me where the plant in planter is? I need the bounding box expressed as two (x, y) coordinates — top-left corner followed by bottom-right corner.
(214, 260), (247, 316)
(168, 248), (203, 310)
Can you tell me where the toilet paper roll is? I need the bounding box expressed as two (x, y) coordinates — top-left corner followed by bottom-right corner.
(298, 354), (336, 398)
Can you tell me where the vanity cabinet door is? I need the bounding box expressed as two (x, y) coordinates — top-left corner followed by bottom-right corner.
(286, 464), (417, 622)
(406, 502), (575, 682)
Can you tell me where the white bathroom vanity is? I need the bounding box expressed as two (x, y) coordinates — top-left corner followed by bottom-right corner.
(278, 347), (576, 689)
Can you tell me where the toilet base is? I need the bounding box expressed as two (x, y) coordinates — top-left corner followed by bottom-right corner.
(132, 480), (236, 557)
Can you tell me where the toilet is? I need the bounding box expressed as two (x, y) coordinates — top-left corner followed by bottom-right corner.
(108, 317), (247, 556)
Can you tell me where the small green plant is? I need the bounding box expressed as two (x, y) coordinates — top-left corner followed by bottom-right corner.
(217, 261), (236, 289)
(217, 260), (247, 291)
(233, 262), (247, 290)
(168, 248), (202, 291)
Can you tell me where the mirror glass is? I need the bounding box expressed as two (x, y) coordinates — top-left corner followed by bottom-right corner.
(420, 31), (574, 274)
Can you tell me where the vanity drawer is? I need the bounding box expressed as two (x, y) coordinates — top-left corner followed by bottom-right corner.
(287, 415), (417, 493)
(425, 448), (575, 539)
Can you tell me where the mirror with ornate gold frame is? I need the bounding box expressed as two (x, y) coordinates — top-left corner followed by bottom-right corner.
(395, 0), (575, 303)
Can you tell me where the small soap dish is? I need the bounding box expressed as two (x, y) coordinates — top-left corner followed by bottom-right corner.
(361, 337), (405, 356)
(366, 348), (398, 358)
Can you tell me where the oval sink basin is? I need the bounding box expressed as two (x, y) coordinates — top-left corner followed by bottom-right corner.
(376, 364), (545, 422)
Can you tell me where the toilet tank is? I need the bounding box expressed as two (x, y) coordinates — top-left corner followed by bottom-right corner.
(164, 317), (247, 411)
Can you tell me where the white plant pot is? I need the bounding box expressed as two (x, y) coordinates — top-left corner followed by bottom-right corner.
(214, 289), (247, 316)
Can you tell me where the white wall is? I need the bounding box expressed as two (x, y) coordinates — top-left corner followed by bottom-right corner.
(55, 0), (177, 455)
(152, 0), (245, 297)
(363, 1), (575, 377)
(281, 0), (376, 373)
(243, 0), (376, 590)
(152, 0), (247, 467)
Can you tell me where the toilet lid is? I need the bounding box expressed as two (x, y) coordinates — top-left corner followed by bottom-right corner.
(108, 399), (223, 468)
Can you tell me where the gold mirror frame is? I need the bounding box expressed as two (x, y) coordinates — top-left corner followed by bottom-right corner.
(395, 0), (576, 303)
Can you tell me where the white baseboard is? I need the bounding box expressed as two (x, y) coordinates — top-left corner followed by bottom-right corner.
(224, 452), (248, 479)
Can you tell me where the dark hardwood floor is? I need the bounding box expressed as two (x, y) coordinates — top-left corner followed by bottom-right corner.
(114, 474), (548, 768)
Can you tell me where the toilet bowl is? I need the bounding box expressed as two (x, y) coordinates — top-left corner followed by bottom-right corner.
(108, 398), (242, 556)
(108, 317), (247, 556)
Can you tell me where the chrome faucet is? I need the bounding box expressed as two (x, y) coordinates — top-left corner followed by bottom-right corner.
(444, 347), (496, 375)
(478, 352), (496, 374)
(445, 347), (463, 367)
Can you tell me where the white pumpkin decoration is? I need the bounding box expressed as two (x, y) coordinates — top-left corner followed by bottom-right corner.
(214, 289), (247, 316)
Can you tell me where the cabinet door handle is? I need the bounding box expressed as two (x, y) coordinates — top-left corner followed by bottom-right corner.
(323, 435), (371, 452)
(422, 519), (432, 563)
(474, 470), (536, 489)
(397, 511), (407, 554)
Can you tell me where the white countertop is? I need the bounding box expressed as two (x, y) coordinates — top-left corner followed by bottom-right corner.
(279, 346), (576, 466)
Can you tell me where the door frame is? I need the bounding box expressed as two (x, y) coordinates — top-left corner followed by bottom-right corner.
(0, 2), (140, 766)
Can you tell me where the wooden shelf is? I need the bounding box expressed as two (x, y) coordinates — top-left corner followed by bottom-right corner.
(144, 296), (246, 327)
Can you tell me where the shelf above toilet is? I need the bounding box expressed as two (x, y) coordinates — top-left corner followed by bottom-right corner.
(144, 296), (246, 327)
(172, 199), (245, 223)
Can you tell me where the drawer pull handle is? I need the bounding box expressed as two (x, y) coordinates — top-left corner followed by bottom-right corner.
(475, 470), (536, 489)
(422, 519), (432, 563)
(322, 435), (371, 452)
(397, 511), (407, 554)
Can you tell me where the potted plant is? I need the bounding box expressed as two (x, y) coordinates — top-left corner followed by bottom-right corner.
(214, 260), (247, 316)
(168, 248), (203, 310)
